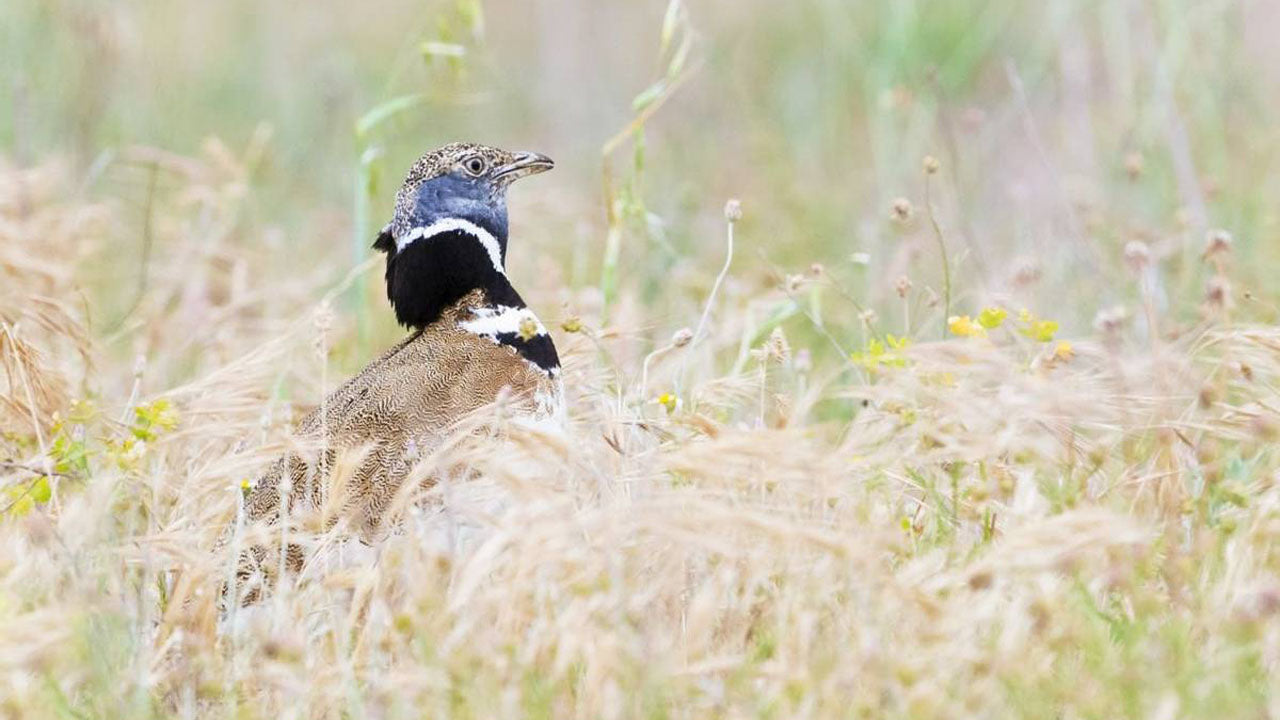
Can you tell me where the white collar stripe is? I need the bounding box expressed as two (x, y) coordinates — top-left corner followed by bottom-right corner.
(396, 218), (505, 275)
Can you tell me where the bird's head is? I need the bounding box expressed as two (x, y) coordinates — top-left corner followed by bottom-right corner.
(372, 142), (554, 328)
(374, 142), (553, 258)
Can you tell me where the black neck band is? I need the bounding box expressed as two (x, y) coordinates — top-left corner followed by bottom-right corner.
(382, 229), (523, 329)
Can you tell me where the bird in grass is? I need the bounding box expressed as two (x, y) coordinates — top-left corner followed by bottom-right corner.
(235, 143), (562, 589)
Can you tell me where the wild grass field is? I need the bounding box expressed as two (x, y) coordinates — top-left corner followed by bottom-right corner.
(3, 0), (1280, 717)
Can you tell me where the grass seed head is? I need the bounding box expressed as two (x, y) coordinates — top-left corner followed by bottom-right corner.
(891, 197), (914, 224)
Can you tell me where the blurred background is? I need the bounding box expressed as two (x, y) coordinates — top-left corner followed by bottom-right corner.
(2, 0), (1277, 392)
(6, 4), (1280, 715)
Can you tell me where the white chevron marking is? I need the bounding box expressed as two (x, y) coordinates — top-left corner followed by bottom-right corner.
(459, 305), (547, 338)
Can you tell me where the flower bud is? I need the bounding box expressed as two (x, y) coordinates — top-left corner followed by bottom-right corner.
(894, 275), (913, 298)
(890, 197), (913, 223)
(1123, 241), (1150, 271)
(1092, 306), (1128, 334)
(1123, 152), (1144, 180)
(1205, 276), (1231, 308)
(1204, 229), (1233, 257)
(724, 198), (742, 222)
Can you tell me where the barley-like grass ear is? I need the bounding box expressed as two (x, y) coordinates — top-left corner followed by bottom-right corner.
(372, 225), (395, 253)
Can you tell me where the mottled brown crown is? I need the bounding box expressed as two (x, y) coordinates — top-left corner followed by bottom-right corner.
(400, 142), (523, 189)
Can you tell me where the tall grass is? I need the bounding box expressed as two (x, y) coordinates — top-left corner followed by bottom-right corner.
(4, 0), (1280, 717)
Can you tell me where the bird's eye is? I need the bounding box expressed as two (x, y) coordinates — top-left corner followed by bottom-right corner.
(462, 156), (487, 176)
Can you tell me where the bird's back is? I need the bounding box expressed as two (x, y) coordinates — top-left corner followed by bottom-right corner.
(244, 288), (561, 541)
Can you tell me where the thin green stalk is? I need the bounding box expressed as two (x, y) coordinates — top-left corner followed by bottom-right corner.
(352, 147), (383, 353)
(925, 174), (951, 337)
(677, 206), (735, 397)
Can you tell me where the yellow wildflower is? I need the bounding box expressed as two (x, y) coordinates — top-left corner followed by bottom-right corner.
(850, 335), (911, 371)
(1023, 319), (1059, 342)
(657, 393), (678, 414)
(518, 316), (540, 341)
(977, 306), (1007, 329)
(948, 315), (986, 338)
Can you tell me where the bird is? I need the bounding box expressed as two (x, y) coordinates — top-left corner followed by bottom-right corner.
(232, 142), (562, 595)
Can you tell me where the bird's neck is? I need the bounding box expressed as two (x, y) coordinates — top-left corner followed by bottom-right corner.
(383, 222), (523, 330)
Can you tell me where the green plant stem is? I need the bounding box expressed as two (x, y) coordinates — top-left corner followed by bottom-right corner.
(925, 174), (951, 338)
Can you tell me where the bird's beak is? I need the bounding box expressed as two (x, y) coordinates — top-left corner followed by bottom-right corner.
(494, 151), (554, 183)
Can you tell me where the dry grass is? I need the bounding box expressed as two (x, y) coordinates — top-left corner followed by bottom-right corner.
(1, 148), (1279, 719)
